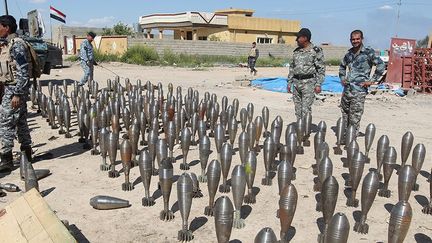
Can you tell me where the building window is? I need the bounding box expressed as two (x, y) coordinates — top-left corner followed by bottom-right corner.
(198, 36), (208, 41)
(257, 37), (273, 44)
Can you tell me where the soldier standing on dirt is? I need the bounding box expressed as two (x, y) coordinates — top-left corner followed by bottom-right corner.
(0, 15), (32, 171)
(248, 42), (259, 76)
(339, 30), (385, 136)
(287, 28), (325, 120)
(79, 31), (97, 86)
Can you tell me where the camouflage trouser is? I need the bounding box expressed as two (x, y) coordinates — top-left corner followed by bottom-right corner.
(340, 87), (366, 134)
(0, 90), (32, 154)
(292, 79), (315, 120)
(248, 57), (257, 72)
(80, 60), (94, 84)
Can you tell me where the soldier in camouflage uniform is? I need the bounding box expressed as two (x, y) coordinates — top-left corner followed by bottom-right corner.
(0, 15), (32, 171)
(287, 28), (325, 120)
(79, 31), (96, 86)
(339, 30), (385, 135)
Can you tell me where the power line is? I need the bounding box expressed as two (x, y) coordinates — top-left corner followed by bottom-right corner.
(395, 0), (402, 37)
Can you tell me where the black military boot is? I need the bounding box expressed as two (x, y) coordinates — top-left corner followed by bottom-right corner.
(20, 145), (33, 162)
(0, 151), (13, 172)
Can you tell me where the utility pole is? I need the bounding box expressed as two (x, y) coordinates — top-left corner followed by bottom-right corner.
(395, 0), (402, 37)
(3, 0), (8, 15)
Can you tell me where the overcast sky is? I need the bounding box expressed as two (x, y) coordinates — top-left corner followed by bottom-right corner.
(6, 0), (432, 49)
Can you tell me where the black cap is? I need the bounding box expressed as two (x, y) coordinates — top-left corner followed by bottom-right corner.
(296, 28), (311, 41)
(88, 31), (96, 38)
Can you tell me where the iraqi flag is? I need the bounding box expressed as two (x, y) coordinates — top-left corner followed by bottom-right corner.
(50, 6), (66, 23)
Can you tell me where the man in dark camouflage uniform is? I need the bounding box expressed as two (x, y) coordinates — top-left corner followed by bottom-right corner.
(339, 30), (385, 135)
(0, 15), (32, 171)
(287, 28), (325, 120)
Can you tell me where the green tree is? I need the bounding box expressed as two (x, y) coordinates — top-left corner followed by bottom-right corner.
(102, 22), (133, 36)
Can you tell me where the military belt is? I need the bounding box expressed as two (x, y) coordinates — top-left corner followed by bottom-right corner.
(293, 74), (314, 80)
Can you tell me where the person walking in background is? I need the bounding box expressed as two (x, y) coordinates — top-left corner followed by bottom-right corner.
(0, 15), (32, 171)
(248, 42), (259, 76)
(339, 30), (385, 136)
(287, 28), (325, 120)
(79, 31), (97, 86)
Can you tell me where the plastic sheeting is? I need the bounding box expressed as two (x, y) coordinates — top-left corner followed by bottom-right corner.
(251, 75), (344, 94)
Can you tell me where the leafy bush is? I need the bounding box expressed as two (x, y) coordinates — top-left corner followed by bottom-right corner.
(94, 50), (120, 62)
(121, 45), (159, 65)
(325, 58), (341, 66)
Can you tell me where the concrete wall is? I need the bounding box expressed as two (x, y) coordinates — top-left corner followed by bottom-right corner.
(75, 36), (128, 55)
(52, 25), (104, 49)
(128, 38), (348, 60)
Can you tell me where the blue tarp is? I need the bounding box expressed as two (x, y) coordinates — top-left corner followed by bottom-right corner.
(251, 75), (344, 94)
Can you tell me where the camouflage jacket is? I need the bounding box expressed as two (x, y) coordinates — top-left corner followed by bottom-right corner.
(0, 33), (30, 96)
(339, 45), (385, 91)
(288, 43), (325, 87)
(79, 39), (94, 62)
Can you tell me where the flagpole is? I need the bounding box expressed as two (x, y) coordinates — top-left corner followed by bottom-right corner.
(49, 13), (53, 43)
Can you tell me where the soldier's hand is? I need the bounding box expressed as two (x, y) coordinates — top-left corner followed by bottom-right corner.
(11, 95), (20, 109)
(314, 86), (321, 94)
(287, 83), (291, 93)
(361, 81), (373, 87)
(341, 79), (347, 86)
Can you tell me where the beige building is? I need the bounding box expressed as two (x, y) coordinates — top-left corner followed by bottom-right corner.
(139, 9), (300, 46)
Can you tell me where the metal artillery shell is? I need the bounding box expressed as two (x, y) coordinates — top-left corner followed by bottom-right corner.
(123, 107), (131, 131)
(286, 132), (297, 166)
(231, 165), (246, 211)
(167, 121), (176, 158)
(278, 160), (293, 195)
(90, 195), (130, 210)
(325, 213), (350, 243)
(398, 165), (416, 202)
(317, 156), (333, 192)
(354, 170), (379, 233)
(129, 120), (140, 158)
(48, 81), (53, 97)
(228, 117), (238, 145)
(177, 173), (194, 240)
(279, 184), (298, 242)
(345, 125), (356, 148)
(379, 146), (397, 197)
(99, 127), (109, 170)
(317, 120), (327, 138)
(226, 105), (234, 122)
(63, 99), (71, 137)
(295, 118), (304, 153)
(139, 110), (147, 145)
(254, 116), (263, 146)
(335, 118), (344, 151)
(221, 96), (228, 111)
(25, 159), (39, 192)
(364, 123), (376, 160)
(376, 135), (390, 175)
(220, 143), (233, 193)
(254, 227), (278, 243)
(111, 114), (120, 134)
(20, 152), (28, 181)
(240, 108), (248, 131)
(232, 98), (239, 118)
(191, 113), (199, 144)
(90, 116), (99, 153)
(209, 107), (218, 133)
(247, 122), (257, 151)
(214, 124), (225, 157)
(205, 160), (221, 216)
(321, 176), (339, 224)
(198, 119), (207, 140)
(199, 135), (211, 181)
(262, 106), (269, 134)
(181, 127), (192, 170)
(247, 103), (254, 123)
(0, 183), (20, 192)
(189, 172), (203, 198)
(412, 143), (426, 174)
(401, 131), (414, 167)
(314, 131), (325, 162)
(138, 149), (154, 205)
(350, 151), (365, 191)
(262, 136), (276, 185)
(214, 196), (234, 243)
(238, 131), (249, 165)
(245, 151), (257, 204)
(156, 138), (168, 171)
(388, 201), (412, 243)
(346, 140), (359, 168)
(120, 139), (133, 190)
(107, 132), (119, 176)
(219, 110), (229, 132)
(159, 158), (175, 221)
(271, 117), (283, 149)
(148, 129), (158, 172)
(303, 112), (312, 138)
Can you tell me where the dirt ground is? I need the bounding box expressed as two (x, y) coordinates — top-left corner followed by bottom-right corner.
(1, 62), (431, 243)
